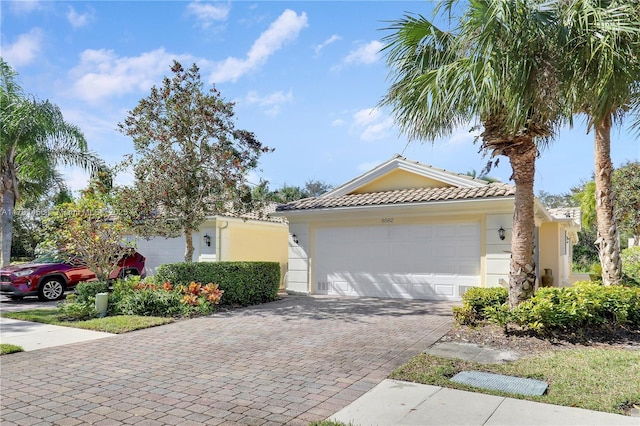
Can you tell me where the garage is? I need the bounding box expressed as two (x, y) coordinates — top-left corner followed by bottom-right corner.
(133, 236), (186, 275)
(314, 222), (481, 300)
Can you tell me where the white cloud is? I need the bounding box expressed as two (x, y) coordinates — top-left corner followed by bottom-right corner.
(58, 166), (91, 195)
(314, 34), (341, 55)
(210, 9), (308, 83)
(344, 40), (384, 65)
(186, 1), (230, 29)
(331, 118), (345, 127)
(245, 89), (293, 116)
(1, 28), (43, 66)
(351, 107), (394, 141)
(67, 6), (94, 28)
(8, 1), (43, 14)
(68, 48), (194, 103)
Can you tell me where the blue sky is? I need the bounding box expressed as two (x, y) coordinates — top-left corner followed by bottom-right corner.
(2, 0), (639, 198)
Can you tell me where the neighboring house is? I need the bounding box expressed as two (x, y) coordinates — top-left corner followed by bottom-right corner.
(271, 155), (580, 301)
(130, 204), (289, 287)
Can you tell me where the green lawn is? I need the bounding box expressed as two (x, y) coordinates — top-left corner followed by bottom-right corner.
(391, 348), (640, 415)
(0, 343), (24, 355)
(1, 309), (174, 333)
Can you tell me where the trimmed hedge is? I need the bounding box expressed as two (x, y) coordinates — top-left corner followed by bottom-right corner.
(453, 287), (508, 326)
(511, 282), (640, 331)
(155, 261), (281, 307)
(454, 283), (640, 332)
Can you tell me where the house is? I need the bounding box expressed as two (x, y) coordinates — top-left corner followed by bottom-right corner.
(271, 155), (581, 301)
(130, 204), (289, 287)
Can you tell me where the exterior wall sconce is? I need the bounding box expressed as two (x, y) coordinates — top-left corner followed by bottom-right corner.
(203, 233), (211, 247)
(498, 227), (506, 241)
(292, 234), (299, 244)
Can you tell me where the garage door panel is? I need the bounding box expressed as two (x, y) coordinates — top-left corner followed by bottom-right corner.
(315, 223), (480, 301)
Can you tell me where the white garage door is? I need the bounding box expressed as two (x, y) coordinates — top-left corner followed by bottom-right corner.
(133, 236), (186, 275)
(314, 223), (481, 300)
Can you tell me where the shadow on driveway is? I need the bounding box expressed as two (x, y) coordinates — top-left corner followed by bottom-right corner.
(222, 294), (457, 323)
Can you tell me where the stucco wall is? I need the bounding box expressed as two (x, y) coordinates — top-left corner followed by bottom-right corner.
(286, 223), (310, 294)
(484, 214), (512, 288)
(226, 219), (289, 288)
(538, 222), (561, 287)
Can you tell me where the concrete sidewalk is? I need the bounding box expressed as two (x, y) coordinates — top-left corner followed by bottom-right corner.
(330, 379), (639, 426)
(0, 317), (112, 351)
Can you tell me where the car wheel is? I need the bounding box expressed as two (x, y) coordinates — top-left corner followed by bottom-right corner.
(38, 278), (65, 301)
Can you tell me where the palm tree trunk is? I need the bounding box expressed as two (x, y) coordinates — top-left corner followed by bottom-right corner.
(184, 229), (194, 262)
(1, 189), (15, 267)
(506, 137), (538, 307)
(593, 116), (622, 285)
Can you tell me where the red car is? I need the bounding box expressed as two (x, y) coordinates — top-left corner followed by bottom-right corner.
(0, 252), (146, 301)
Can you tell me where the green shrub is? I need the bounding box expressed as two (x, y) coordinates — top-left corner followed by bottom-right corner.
(156, 261), (281, 306)
(589, 262), (603, 283)
(108, 277), (140, 314)
(56, 281), (109, 321)
(76, 281), (109, 303)
(621, 246), (640, 286)
(116, 286), (185, 317)
(57, 293), (98, 321)
(114, 281), (223, 318)
(509, 283), (640, 332)
(453, 287), (508, 326)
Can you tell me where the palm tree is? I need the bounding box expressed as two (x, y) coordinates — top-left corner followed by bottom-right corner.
(381, 0), (564, 306)
(558, 0), (640, 285)
(0, 58), (105, 266)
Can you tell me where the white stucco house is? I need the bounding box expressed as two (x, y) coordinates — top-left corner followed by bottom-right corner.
(271, 155), (581, 301)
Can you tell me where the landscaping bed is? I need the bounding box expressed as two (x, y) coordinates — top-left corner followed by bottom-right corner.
(441, 323), (640, 356)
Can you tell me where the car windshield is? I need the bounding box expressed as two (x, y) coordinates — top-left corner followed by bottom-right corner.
(32, 254), (64, 264)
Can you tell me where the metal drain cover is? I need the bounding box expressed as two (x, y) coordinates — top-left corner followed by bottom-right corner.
(451, 371), (548, 396)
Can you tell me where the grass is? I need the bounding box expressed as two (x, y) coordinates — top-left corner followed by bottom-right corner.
(1, 343), (24, 355)
(391, 348), (640, 415)
(1, 309), (174, 333)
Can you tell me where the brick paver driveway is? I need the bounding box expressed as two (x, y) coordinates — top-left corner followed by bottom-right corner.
(1, 295), (455, 425)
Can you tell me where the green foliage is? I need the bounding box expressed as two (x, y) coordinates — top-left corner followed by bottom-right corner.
(0, 59), (105, 266)
(253, 180), (334, 203)
(114, 280), (223, 317)
(572, 227), (599, 273)
(155, 261), (281, 306)
(455, 284), (640, 333)
(453, 287), (508, 326)
(507, 283), (640, 332)
(41, 196), (133, 281)
(115, 61), (272, 261)
(56, 293), (95, 321)
(56, 281), (109, 321)
(621, 246), (640, 286)
(115, 286), (185, 317)
(0, 344), (24, 355)
(613, 162), (640, 244)
(76, 281), (109, 303)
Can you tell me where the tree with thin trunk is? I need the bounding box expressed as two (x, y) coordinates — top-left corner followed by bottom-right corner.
(558, 0), (640, 285)
(0, 58), (105, 266)
(117, 61), (271, 262)
(381, 0), (564, 307)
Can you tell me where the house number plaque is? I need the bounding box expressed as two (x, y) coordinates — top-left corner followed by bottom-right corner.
(381, 218), (394, 223)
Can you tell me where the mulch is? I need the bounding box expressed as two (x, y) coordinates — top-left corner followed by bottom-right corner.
(440, 323), (640, 357)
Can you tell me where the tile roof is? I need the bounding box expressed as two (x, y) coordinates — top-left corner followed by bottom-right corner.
(548, 207), (581, 224)
(225, 202), (287, 223)
(276, 183), (516, 212)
